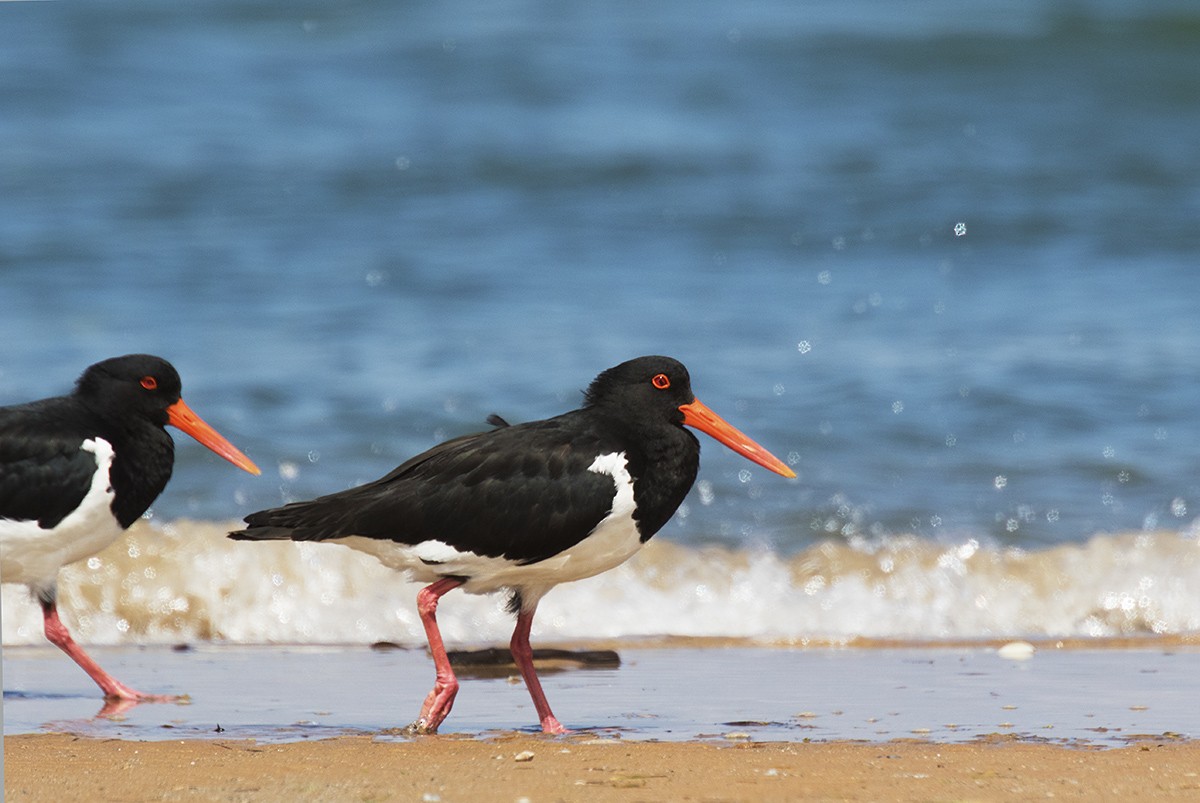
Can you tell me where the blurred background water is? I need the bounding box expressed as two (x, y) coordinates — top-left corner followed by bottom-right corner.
(3, 0), (1200, 642)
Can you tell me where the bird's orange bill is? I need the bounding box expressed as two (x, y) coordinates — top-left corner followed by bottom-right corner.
(679, 399), (796, 478)
(167, 399), (261, 475)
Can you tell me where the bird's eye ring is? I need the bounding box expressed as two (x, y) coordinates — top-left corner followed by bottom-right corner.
(651, 373), (670, 390)
(140, 376), (158, 391)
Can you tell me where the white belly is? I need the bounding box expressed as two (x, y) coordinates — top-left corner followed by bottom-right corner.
(0, 438), (124, 592)
(335, 451), (645, 605)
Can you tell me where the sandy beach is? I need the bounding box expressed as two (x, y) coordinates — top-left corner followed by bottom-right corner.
(5, 638), (1200, 800)
(5, 731), (1199, 802)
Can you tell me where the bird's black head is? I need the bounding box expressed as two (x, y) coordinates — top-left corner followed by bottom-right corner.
(585, 355), (797, 478)
(583, 356), (695, 427)
(74, 354), (260, 475)
(75, 354), (184, 427)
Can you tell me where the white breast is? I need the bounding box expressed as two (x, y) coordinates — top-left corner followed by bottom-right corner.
(0, 438), (124, 593)
(335, 451), (645, 606)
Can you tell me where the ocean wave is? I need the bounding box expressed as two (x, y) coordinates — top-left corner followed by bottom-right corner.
(3, 519), (1199, 646)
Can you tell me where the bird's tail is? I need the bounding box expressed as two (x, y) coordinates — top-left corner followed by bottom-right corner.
(228, 500), (338, 542)
(227, 524), (297, 541)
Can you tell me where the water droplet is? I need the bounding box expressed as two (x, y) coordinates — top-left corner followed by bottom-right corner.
(1171, 498), (1187, 517)
(817, 270), (832, 285)
(953, 222), (967, 237)
(891, 400), (904, 414)
(796, 340), (812, 354)
(1103, 446), (1115, 459)
(994, 475), (1007, 490)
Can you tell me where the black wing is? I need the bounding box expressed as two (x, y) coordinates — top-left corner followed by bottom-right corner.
(232, 412), (624, 565)
(0, 401), (102, 529)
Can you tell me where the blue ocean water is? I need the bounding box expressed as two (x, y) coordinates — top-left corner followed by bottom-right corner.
(3, 1), (1200, 642)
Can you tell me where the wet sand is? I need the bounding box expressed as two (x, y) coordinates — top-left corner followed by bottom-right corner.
(5, 639), (1199, 800)
(5, 639), (1200, 743)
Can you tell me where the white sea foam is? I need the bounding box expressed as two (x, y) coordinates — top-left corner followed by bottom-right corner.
(3, 519), (1199, 646)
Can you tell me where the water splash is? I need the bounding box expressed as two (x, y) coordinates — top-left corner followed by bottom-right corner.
(4, 520), (1200, 646)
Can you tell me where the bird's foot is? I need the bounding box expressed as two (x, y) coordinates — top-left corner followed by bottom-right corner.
(407, 678), (457, 735)
(541, 715), (568, 735)
(96, 692), (187, 719)
(402, 718), (439, 736)
(102, 680), (184, 704)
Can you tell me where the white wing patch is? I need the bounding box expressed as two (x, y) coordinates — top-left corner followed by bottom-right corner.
(587, 451), (637, 520)
(334, 451), (645, 605)
(1, 438), (124, 591)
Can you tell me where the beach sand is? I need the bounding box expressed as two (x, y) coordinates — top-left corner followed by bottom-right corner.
(5, 638), (1199, 800)
(6, 731), (1200, 802)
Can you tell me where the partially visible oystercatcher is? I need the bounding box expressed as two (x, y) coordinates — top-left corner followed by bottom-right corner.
(231, 356), (793, 734)
(1, 354), (260, 706)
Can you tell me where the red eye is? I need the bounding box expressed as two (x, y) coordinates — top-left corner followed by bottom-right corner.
(140, 376), (158, 391)
(651, 373), (670, 390)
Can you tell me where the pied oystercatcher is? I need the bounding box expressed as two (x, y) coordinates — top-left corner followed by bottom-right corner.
(1, 354), (260, 704)
(230, 355), (794, 734)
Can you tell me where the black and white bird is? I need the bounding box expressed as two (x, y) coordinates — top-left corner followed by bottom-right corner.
(230, 356), (794, 734)
(1, 354), (260, 705)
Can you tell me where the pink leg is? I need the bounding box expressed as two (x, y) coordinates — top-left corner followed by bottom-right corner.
(41, 599), (175, 704)
(510, 604), (567, 734)
(406, 576), (465, 734)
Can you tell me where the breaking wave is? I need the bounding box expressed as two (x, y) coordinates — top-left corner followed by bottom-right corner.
(4, 519), (1200, 646)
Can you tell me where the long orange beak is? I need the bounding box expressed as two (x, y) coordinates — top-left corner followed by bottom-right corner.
(167, 398), (261, 475)
(680, 399), (796, 478)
